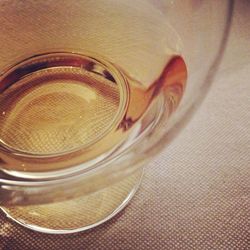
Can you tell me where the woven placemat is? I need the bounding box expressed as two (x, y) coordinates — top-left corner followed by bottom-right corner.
(1, 1), (250, 249)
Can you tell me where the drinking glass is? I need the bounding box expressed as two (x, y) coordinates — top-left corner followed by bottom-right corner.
(0, 0), (233, 234)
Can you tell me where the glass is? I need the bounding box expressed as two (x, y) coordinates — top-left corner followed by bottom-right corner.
(0, 0), (233, 234)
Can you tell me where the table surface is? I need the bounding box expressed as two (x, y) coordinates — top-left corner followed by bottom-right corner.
(0, 1), (249, 249)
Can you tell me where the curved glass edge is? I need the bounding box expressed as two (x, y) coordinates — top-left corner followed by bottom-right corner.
(0, 1), (234, 204)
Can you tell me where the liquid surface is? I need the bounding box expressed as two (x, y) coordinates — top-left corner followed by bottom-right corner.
(0, 53), (125, 155)
(0, 52), (187, 172)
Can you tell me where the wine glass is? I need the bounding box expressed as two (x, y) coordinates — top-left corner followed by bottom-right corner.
(0, 0), (233, 234)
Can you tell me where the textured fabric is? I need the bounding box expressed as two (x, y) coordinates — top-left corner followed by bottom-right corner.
(0, 1), (250, 249)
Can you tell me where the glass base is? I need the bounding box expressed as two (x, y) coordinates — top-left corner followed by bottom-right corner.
(1, 169), (143, 234)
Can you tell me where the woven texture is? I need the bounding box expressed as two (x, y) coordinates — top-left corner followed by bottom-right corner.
(0, 66), (120, 154)
(0, 1), (250, 249)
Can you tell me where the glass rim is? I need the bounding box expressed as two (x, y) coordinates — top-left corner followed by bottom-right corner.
(0, 0), (235, 188)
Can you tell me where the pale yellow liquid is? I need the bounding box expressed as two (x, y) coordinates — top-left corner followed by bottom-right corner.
(0, 52), (187, 172)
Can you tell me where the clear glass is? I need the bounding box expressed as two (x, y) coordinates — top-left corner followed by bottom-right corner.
(0, 0), (234, 233)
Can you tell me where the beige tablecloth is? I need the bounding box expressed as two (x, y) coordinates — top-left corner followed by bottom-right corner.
(0, 1), (249, 249)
